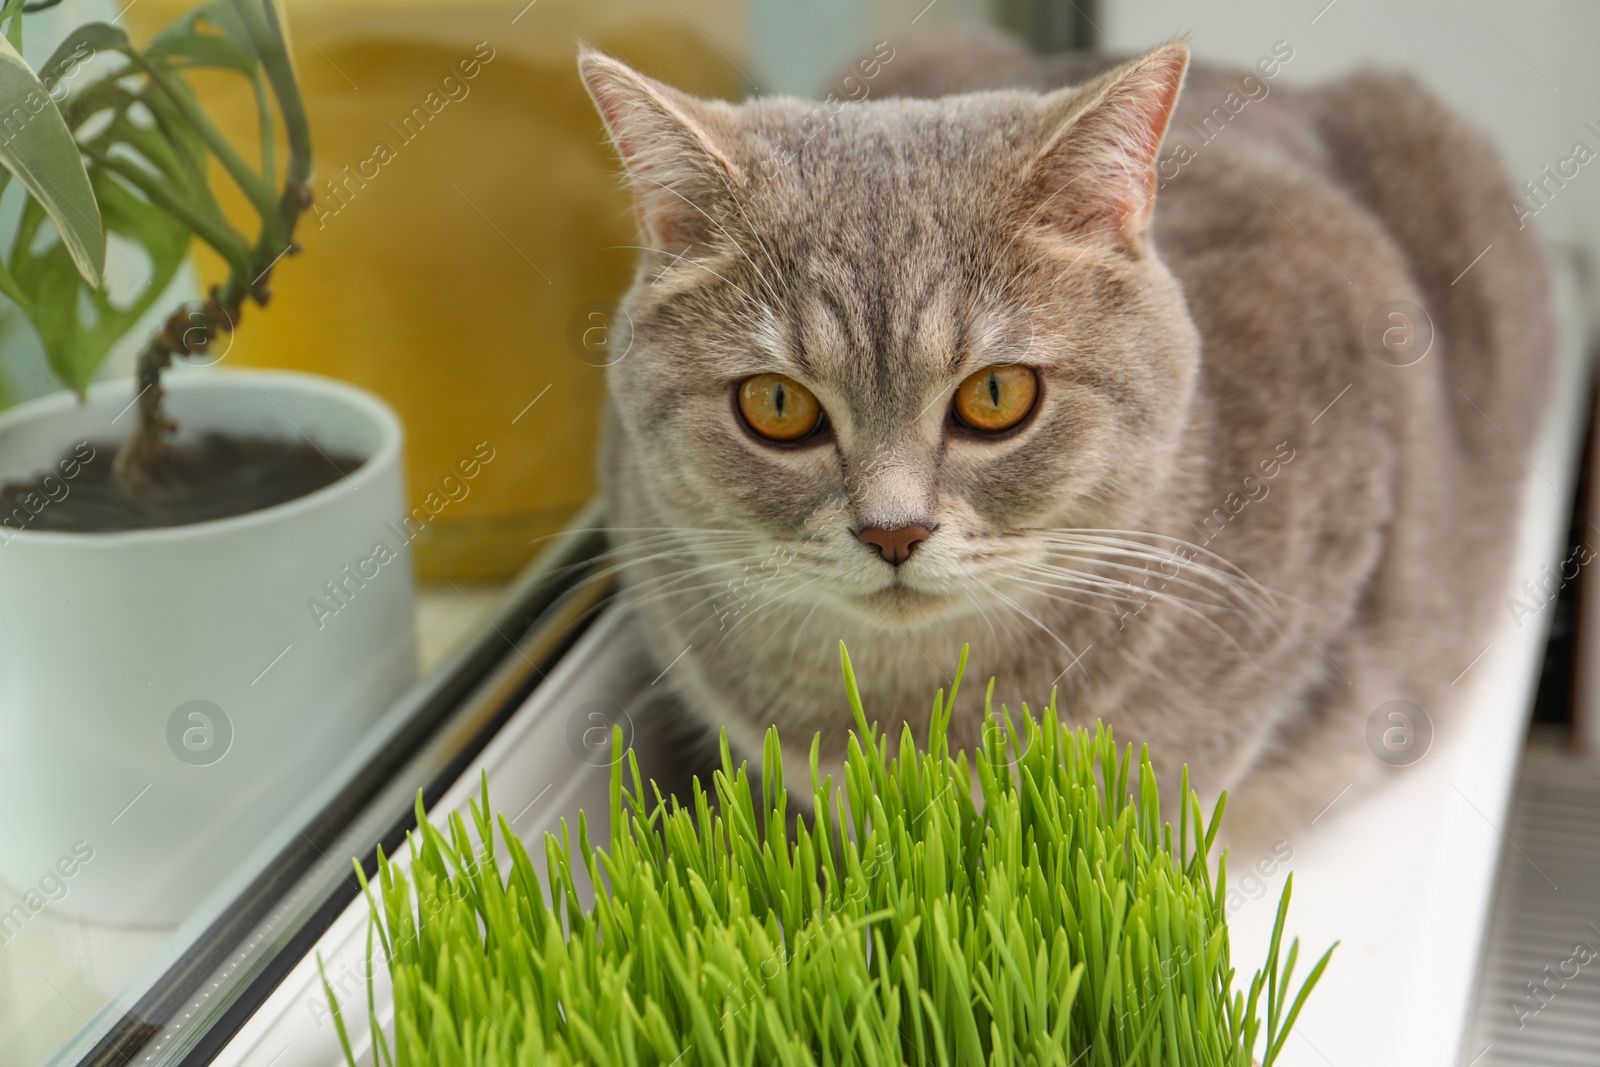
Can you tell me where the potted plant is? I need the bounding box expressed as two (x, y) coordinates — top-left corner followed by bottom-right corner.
(0, 0), (416, 924)
(328, 648), (1332, 1065)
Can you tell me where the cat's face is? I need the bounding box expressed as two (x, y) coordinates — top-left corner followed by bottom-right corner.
(584, 44), (1197, 627)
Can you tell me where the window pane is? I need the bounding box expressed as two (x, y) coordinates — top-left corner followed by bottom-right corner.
(0, 1), (988, 1063)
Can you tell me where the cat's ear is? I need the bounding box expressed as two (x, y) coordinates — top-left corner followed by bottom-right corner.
(1026, 41), (1189, 245)
(579, 48), (743, 253)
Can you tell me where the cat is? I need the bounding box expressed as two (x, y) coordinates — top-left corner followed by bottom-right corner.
(578, 29), (1554, 845)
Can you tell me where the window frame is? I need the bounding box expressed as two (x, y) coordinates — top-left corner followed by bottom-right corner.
(65, 510), (612, 1067)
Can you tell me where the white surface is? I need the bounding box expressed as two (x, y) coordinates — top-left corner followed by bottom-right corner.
(413, 581), (512, 671)
(0, 370), (417, 927)
(210, 607), (640, 1067)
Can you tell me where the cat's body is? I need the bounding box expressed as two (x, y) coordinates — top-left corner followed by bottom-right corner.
(582, 32), (1553, 842)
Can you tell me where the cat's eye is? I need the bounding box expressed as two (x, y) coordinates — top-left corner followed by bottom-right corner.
(737, 373), (825, 442)
(953, 365), (1038, 433)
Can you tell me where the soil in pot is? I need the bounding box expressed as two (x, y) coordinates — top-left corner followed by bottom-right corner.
(0, 434), (364, 533)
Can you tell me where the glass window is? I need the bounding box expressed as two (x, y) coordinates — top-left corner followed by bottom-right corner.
(0, 1), (992, 1063)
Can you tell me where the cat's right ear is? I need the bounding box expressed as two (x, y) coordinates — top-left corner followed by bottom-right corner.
(1026, 41), (1189, 248)
(578, 48), (743, 254)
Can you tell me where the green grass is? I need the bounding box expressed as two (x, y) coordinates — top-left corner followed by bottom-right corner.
(327, 645), (1334, 1066)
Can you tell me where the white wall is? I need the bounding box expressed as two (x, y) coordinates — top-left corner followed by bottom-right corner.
(1101, 0), (1600, 289)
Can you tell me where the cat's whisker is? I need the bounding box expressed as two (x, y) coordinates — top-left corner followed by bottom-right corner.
(621, 173), (789, 309)
(959, 586), (1005, 651)
(1036, 554), (1280, 645)
(1020, 562), (1252, 629)
(1010, 567), (1255, 655)
(616, 550), (771, 593)
(608, 549), (766, 596)
(715, 175), (793, 308)
(625, 580), (779, 642)
(499, 532), (770, 635)
(1032, 550), (1279, 638)
(1043, 528), (1281, 601)
(1032, 548), (1248, 613)
(1050, 222), (1124, 249)
(766, 590), (824, 668)
(618, 564), (743, 601)
(535, 527), (765, 573)
(689, 575), (806, 654)
(1020, 570), (1264, 650)
(575, 525), (780, 536)
(571, 541), (761, 596)
(598, 527), (779, 555)
(992, 577), (1150, 682)
(710, 575), (810, 654)
(610, 245), (762, 304)
(985, 243), (1069, 312)
(1010, 567), (1187, 621)
(785, 594), (829, 674)
(622, 547), (815, 634)
(1031, 534), (1235, 589)
(586, 539), (755, 567)
(984, 583), (1099, 668)
(1014, 581), (1248, 663)
(972, 167), (1093, 303)
(616, 576), (742, 621)
(1033, 531), (1285, 617)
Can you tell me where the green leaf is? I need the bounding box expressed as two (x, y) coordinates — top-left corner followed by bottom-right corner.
(0, 222), (26, 306)
(0, 32), (103, 287)
(193, 0), (258, 45)
(147, 27), (258, 73)
(330, 656), (1334, 1066)
(67, 79), (214, 212)
(37, 21), (131, 90)
(149, 0), (261, 68)
(12, 169), (188, 393)
(102, 107), (213, 208)
(0, 276), (22, 312)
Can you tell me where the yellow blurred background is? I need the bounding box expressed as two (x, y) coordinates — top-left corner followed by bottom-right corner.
(124, 0), (746, 578)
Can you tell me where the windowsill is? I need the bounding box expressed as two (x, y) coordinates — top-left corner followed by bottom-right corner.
(414, 580), (513, 673)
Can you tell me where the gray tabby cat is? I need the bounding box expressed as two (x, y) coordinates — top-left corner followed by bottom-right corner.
(578, 30), (1553, 842)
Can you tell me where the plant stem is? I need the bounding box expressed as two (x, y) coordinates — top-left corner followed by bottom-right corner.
(1, 0), (24, 48)
(122, 48), (280, 221)
(83, 149), (252, 268)
(112, 0), (312, 492)
(250, 67), (275, 191)
(239, 0), (312, 238)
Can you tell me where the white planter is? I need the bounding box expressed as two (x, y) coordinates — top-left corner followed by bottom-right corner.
(0, 370), (416, 925)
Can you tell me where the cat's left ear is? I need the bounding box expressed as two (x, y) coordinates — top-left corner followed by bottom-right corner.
(579, 48), (743, 254)
(1027, 41), (1189, 246)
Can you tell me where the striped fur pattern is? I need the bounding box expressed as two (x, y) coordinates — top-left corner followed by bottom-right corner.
(578, 31), (1554, 845)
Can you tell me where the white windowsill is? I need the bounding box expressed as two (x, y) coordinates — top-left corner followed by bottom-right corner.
(212, 262), (1593, 1067)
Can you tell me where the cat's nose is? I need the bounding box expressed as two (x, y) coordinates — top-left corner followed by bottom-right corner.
(856, 523), (933, 566)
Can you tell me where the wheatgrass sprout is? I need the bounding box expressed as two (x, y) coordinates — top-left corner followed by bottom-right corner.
(326, 644), (1333, 1066)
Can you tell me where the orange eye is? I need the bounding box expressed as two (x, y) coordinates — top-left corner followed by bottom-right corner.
(737, 373), (824, 442)
(953, 365), (1038, 433)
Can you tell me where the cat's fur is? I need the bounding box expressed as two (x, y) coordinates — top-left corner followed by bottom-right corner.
(579, 31), (1553, 845)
